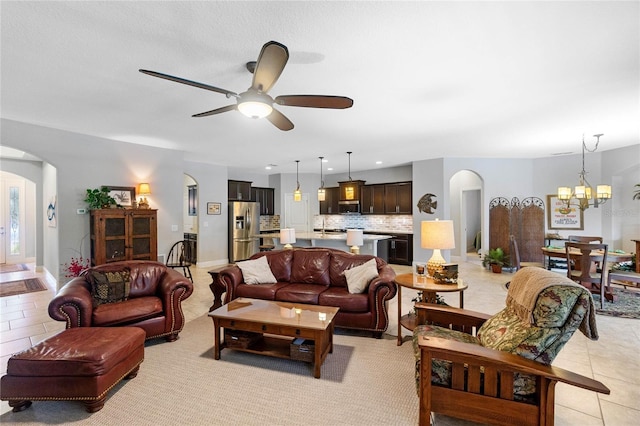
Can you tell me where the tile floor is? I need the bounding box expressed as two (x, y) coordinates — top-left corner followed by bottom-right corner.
(1, 261), (638, 424)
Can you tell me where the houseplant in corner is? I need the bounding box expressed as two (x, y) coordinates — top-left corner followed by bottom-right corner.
(84, 187), (116, 209)
(482, 247), (509, 273)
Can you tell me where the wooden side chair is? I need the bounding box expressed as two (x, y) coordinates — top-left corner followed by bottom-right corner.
(509, 235), (544, 271)
(565, 242), (608, 308)
(413, 267), (609, 426)
(166, 240), (194, 282)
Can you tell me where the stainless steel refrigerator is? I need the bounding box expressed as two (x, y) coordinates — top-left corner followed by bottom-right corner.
(228, 201), (260, 263)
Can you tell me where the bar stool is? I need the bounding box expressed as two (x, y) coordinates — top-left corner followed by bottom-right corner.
(259, 236), (275, 252)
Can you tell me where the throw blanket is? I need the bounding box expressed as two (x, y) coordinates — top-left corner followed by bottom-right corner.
(506, 267), (598, 340)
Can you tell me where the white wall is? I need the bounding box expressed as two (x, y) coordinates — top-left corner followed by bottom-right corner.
(183, 160), (228, 267)
(2, 117), (637, 277)
(601, 144), (640, 253)
(2, 119), (186, 283)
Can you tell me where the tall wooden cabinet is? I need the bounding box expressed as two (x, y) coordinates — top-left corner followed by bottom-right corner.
(90, 209), (157, 266)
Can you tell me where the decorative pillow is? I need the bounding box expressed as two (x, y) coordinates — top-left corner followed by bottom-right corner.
(344, 258), (379, 294)
(89, 269), (131, 306)
(236, 256), (277, 284)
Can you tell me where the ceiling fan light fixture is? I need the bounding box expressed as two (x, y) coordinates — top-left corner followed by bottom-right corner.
(237, 100), (273, 119)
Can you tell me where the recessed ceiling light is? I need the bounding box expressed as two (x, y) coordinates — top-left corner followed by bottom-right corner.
(375, 161), (382, 165)
(265, 163), (277, 170)
(327, 167), (334, 171)
(322, 158), (328, 163)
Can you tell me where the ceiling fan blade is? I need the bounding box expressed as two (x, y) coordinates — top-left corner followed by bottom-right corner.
(139, 69), (237, 97)
(266, 108), (294, 131)
(192, 104), (237, 117)
(275, 95), (354, 109)
(251, 41), (289, 94)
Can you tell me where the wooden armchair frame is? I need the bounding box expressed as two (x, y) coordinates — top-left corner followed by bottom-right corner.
(415, 303), (610, 426)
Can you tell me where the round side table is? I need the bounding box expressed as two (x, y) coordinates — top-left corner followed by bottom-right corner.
(394, 273), (468, 346)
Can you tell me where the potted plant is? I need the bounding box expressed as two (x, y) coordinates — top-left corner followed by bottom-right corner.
(84, 187), (116, 209)
(482, 247), (509, 273)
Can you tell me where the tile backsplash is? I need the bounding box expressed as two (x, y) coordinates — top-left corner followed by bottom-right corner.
(313, 215), (413, 233)
(260, 215), (280, 230)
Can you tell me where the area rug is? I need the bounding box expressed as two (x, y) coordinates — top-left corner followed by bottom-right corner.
(593, 288), (640, 319)
(0, 278), (48, 297)
(0, 313), (420, 425)
(0, 263), (28, 274)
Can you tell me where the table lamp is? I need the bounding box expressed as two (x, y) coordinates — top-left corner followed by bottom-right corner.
(138, 183), (151, 209)
(280, 228), (296, 250)
(346, 229), (364, 254)
(421, 219), (455, 277)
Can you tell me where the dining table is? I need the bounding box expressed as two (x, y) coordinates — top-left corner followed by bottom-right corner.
(541, 246), (634, 265)
(541, 246), (634, 302)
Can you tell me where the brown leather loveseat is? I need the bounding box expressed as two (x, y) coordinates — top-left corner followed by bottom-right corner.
(219, 248), (397, 337)
(48, 260), (193, 341)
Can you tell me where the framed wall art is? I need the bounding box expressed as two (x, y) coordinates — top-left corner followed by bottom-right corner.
(207, 202), (221, 215)
(106, 186), (136, 208)
(546, 194), (584, 230)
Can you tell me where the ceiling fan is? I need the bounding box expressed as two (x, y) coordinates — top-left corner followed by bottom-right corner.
(139, 41), (353, 131)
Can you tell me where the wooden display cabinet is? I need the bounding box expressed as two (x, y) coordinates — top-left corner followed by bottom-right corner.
(90, 209), (157, 266)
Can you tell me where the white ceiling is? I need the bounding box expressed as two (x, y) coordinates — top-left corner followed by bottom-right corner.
(2, 1), (638, 175)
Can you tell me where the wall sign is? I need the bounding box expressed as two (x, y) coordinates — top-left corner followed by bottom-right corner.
(207, 202), (221, 215)
(546, 195), (584, 230)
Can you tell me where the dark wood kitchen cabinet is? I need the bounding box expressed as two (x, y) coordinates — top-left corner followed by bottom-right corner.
(319, 187), (339, 214)
(361, 184), (385, 215)
(90, 209), (157, 266)
(228, 180), (252, 201)
(251, 187), (275, 215)
(384, 182), (412, 214)
(388, 233), (413, 265)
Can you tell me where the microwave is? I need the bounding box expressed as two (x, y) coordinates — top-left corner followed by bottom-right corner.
(338, 200), (360, 214)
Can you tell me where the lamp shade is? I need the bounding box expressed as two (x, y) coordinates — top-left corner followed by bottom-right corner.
(279, 228), (296, 245)
(421, 220), (455, 250)
(138, 183), (151, 196)
(346, 229), (364, 247)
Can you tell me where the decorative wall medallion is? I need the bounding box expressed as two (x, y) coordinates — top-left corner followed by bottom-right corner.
(417, 193), (437, 214)
(47, 195), (57, 227)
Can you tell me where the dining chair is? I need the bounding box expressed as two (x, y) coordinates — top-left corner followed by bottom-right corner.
(565, 242), (608, 308)
(509, 235), (544, 271)
(166, 240), (194, 282)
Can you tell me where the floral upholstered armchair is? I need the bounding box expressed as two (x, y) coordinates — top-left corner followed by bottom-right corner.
(412, 267), (610, 426)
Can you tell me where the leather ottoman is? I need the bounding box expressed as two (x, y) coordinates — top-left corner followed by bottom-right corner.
(1, 327), (145, 413)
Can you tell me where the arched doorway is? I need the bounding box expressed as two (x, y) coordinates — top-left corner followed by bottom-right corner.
(183, 174), (198, 265)
(449, 170), (483, 263)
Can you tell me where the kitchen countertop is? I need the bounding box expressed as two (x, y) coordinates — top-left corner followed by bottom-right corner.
(257, 232), (393, 241)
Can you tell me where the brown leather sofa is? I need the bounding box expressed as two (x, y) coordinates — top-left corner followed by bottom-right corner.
(48, 260), (193, 341)
(219, 248), (397, 337)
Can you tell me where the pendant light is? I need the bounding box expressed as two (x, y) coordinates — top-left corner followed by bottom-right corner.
(344, 151), (355, 200)
(318, 157), (326, 201)
(293, 160), (302, 202)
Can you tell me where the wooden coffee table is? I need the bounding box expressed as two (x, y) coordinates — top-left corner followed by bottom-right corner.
(208, 298), (339, 378)
(395, 273), (468, 346)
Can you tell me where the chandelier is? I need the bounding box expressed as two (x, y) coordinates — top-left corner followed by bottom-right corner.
(557, 134), (611, 212)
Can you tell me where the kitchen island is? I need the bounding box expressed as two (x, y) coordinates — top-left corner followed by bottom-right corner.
(257, 232), (392, 257)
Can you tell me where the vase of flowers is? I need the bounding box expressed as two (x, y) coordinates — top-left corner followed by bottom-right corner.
(63, 257), (91, 278)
